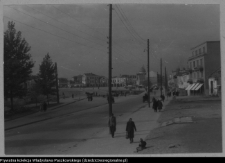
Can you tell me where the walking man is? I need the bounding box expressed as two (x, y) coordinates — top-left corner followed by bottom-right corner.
(108, 114), (116, 138)
(152, 97), (158, 112)
(157, 99), (163, 112)
(126, 118), (137, 143)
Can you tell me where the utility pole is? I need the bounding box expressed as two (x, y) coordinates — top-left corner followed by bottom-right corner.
(147, 39), (150, 107)
(160, 58), (162, 96)
(55, 62), (59, 104)
(108, 4), (113, 116)
(165, 67), (167, 95)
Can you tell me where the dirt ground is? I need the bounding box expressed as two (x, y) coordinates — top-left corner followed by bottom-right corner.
(138, 96), (222, 155)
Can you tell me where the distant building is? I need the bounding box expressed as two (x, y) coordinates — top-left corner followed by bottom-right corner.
(112, 76), (126, 87)
(121, 74), (137, 86)
(187, 41), (220, 95)
(82, 73), (101, 87)
(72, 75), (83, 86)
(99, 76), (108, 87)
(58, 78), (69, 88)
(136, 66), (146, 86)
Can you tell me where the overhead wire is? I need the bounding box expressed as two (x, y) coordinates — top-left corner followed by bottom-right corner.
(116, 4), (146, 44)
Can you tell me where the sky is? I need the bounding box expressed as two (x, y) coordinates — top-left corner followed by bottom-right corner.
(3, 2), (220, 79)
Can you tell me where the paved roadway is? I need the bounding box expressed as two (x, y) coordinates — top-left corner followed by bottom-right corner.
(5, 92), (151, 155)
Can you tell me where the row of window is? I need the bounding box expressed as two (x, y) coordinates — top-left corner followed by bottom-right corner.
(192, 47), (206, 57)
(189, 58), (203, 69)
(191, 71), (203, 79)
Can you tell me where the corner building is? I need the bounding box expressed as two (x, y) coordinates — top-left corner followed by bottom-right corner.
(187, 41), (220, 95)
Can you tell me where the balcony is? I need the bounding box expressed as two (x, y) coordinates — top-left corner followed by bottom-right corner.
(193, 66), (204, 72)
(188, 52), (206, 60)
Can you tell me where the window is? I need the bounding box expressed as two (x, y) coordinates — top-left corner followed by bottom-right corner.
(192, 51), (194, 56)
(197, 60), (199, 67)
(200, 59), (203, 66)
(199, 49), (201, 54)
(193, 61), (195, 68)
(195, 50), (197, 56)
(203, 47), (205, 53)
(189, 62), (192, 69)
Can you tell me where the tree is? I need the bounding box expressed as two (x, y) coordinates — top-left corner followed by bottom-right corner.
(38, 53), (56, 103)
(4, 21), (35, 110)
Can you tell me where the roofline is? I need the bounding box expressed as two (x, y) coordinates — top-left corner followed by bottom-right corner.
(190, 41), (220, 50)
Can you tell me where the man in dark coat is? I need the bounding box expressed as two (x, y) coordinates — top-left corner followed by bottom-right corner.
(43, 101), (47, 112)
(108, 114), (116, 138)
(157, 99), (163, 112)
(126, 118), (137, 143)
(152, 97), (158, 112)
(161, 94), (165, 102)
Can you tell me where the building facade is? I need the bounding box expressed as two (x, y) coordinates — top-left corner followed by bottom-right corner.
(136, 66), (146, 86)
(82, 73), (101, 87)
(121, 74), (137, 86)
(187, 41), (220, 95)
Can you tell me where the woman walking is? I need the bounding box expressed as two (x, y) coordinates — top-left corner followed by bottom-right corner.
(126, 118), (137, 143)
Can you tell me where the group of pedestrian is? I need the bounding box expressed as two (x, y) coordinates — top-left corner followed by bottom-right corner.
(108, 114), (147, 152)
(152, 97), (163, 112)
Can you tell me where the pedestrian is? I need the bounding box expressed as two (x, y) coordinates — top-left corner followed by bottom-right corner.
(43, 101), (47, 112)
(161, 94), (165, 102)
(108, 114), (116, 138)
(157, 99), (163, 112)
(152, 97), (158, 112)
(126, 118), (137, 143)
(136, 138), (147, 152)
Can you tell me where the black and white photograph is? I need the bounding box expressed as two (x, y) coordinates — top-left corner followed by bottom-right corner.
(1, 0), (224, 156)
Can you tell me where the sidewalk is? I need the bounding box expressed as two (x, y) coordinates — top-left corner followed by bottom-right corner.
(61, 96), (171, 155)
(138, 95), (222, 155)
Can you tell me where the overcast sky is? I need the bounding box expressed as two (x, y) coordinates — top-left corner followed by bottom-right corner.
(3, 2), (220, 79)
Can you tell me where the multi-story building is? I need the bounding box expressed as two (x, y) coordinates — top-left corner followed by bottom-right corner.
(99, 76), (108, 87)
(112, 76), (126, 87)
(187, 41), (220, 95)
(72, 75), (83, 86)
(136, 66), (146, 86)
(82, 73), (101, 87)
(121, 74), (137, 86)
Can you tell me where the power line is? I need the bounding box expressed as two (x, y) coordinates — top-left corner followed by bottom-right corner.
(7, 6), (108, 51)
(114, 5), (145, 47)
(25, 5), (108, 44)
(116, 5), (146, 43)
(41, 4), (144, 65)
(51, 5), (107, 38)
(3, 16), (107, 54)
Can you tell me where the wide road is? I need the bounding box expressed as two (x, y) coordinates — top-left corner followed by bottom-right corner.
(5, 92), (152, 155)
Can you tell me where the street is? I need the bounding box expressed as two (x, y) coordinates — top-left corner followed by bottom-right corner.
(5, 92), (154, 155)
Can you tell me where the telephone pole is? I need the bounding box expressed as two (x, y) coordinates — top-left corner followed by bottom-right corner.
(147, 39), (150, 107)
(108, 4), (113, 116)
(55, 62), (59, 104)
(160, 58), (162, 96)
(165, 67), (167, 95)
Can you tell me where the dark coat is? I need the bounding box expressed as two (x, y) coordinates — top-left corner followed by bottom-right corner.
(126, 121), (136, 138)
(108, 116), (116, 133)
(157, 100), (163, 110)
(152, 99), (158, 110)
